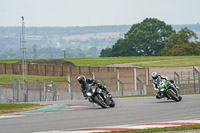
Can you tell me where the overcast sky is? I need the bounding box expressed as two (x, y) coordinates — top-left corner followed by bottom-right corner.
(0, 0), (199, 27)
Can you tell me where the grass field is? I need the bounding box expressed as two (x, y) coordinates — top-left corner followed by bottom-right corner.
(0, 56), (199, 84)
(0, 103), (40, 114)
(136, 56), (200, 67)
(64, 56), (182, 66)
(109, 124), (200, 133)
(0, 56), (200, 67)
(57, 56), (200, 67)
(0, 74), (67, 84)
(65, 56), (200, 66)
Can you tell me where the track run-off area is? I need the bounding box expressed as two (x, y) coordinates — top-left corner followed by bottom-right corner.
(0, 95), (200, 133)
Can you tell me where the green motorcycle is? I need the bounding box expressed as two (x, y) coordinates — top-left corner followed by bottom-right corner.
(157, 79), (182, 102)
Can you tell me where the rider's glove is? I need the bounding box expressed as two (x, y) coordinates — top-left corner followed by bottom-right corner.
(97, 83), (102, 87)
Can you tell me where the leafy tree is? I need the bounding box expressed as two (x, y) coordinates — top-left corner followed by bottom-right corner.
(100, 18), (175, 57)
(162, 28), (200, 56)
(100, 48), (112, 57)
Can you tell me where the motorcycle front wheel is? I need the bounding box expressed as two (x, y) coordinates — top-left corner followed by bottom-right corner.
(178, 96), (182, 101)
(94, 94), (107, 108)
(109, 99), (115, 107)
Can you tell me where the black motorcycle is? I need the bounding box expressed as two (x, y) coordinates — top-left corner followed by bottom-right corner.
(84, 83), (115, 108)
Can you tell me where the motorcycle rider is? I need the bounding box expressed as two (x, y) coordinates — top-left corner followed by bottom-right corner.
(77, 75), (109, 98)
(152, 72), (178, 99)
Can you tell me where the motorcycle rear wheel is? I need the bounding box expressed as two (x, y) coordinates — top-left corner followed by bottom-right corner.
(167, 90), (179, 102)
(94, 95), (107, 108)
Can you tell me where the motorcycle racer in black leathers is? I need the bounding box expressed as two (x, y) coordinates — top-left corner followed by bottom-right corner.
(77, 75), (109, 98)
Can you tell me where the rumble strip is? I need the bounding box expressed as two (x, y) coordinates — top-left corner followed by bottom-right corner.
(34, 119), (200, 133)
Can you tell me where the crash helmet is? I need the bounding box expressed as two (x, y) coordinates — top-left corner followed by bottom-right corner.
(152, 72), (158, 79)
(77, 75), (86, 84)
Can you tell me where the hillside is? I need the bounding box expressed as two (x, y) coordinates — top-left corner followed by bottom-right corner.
(0, 24), (200, 59)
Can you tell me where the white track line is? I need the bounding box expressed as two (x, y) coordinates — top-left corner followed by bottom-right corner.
(0, 114), (25, 119)
(34, 119), (200, 133)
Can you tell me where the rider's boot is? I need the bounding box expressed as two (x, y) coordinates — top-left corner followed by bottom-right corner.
(156, 95), (161, 99)
(156, 93), (162, 99)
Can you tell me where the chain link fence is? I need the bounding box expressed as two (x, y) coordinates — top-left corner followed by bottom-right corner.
(174, 67), (200, 94)
(0, 85), (13, 103)
(0, 80), (71, 103)
(1, 67), (199, 103)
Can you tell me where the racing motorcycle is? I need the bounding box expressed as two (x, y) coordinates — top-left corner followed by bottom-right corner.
(84, 83), (115, 108)
(157, 79), (182, 102)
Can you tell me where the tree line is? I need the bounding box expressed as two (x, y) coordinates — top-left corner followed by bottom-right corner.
(100, 18), (200, 57)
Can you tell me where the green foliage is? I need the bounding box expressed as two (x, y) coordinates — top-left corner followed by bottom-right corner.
(0, 103), (40, 114)
(100, 18), (174, 57)
(136, 56), (200, 67)
(1, 25), (200, 59)
(100, 48), (112, 57)
(162, 27), (200, 56)
(0, 74), (67, 84)
(0, 59), (21, 63)
(1, 56), (200, 67)
(64, 56), (182, 66)
(109, 124), (200, 133)
(65, 56), (200, 67)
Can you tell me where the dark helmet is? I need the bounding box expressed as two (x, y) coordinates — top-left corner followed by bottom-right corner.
(77, 75), (86, 84)
(152, 72), (158, 79)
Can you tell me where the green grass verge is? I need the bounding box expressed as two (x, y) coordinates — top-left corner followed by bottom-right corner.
(0, 74), (67, 84)
(1, 56), (200, 67)
(0, 59), (48, 64)
(108, 124), (200, 133)
(64, 56), (200, 66)
(136, 56), (200, 67)
(0, 59), (21, 64)
(0, 103), (40, 114)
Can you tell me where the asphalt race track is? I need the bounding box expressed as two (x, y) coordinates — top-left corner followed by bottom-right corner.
(0, 95), (200, 133)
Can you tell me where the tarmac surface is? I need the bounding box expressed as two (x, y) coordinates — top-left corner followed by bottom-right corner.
(0, 95), (200, 133)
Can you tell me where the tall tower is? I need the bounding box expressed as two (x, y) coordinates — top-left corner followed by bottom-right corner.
(20, 16), (26, 81)
(32, 44), (37, 59)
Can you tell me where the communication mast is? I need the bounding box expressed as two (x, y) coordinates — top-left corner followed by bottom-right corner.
(33, 44), (37, 59)
(20, 16), (26, 81)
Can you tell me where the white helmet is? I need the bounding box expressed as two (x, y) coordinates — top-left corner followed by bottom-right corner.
(152, 72), (158, 79)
